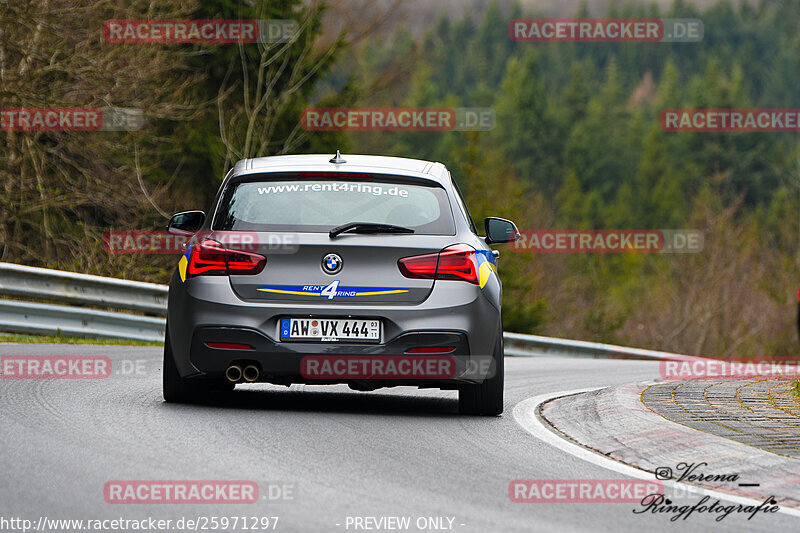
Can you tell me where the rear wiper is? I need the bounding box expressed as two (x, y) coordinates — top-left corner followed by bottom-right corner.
(329, 221), (415, 238)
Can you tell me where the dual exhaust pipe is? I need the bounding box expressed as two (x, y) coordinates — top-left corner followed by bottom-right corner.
(225, 364), (260, 383)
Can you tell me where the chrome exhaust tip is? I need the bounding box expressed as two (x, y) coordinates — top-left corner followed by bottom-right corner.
(242, 365), (260, 382)
(225, 365), (243, 382)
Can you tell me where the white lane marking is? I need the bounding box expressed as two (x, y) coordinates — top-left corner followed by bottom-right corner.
(513, 388), (800, 518)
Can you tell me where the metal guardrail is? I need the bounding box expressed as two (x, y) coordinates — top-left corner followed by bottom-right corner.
(0, 262), (682, 359)
(0, 299), (166, 342)
(0, 262), (166, 342)
(503, 332), (686, 360)
(0, 262), (167, 314)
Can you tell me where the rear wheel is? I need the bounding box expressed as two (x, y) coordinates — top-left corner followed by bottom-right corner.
(458, 330), (504, 415)
(163, 326), (232, 403)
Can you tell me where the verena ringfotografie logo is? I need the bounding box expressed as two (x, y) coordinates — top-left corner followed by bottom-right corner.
(1, 356), (111, 379)
(511, 230), (703, 253)
(0, 107), (143, 132)
(301, 355), (457, 380)
(636, 464), (779, 522)
(509, 19), (703, 43)
(635, 493), (779, 522)
(660, 357), (800, 380)
(301, 108), (495, 131)
(509, 480), (663, 503)
(103, 481), (258, 504)
(662, 109), (800, 132)
(103, 20), (297, 43)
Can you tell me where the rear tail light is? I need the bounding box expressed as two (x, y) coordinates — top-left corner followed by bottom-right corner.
(397, 253), (438, 280)
(186, 239), (266, 278)
(204, 342), (254, 350)
(398, 244), (479, 285)
(406, 346), (456, 354)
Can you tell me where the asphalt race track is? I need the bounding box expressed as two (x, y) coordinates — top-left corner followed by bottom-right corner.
(1, 344), (797, 532)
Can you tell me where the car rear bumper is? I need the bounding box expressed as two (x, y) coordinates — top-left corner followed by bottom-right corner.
(188, 327), (486, 387)
(167, 274), (501, 387)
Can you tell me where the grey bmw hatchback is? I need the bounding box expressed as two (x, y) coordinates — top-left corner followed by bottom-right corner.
(163, 153), (519, 414)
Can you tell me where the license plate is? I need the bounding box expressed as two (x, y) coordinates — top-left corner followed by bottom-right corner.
(280, 318), (380, 342)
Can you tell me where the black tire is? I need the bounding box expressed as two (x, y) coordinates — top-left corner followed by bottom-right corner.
(163, 326), (231, 403)
(458, 330), (504, 415)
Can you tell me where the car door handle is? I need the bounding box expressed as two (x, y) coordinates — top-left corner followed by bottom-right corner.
(492, 250), (500, 259)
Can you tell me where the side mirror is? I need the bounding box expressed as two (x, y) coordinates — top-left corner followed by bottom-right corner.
(167, 211), (205, 234)
(484, 217), (520, 244)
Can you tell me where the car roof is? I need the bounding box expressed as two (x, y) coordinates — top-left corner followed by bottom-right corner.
(231, 153), (450, 184)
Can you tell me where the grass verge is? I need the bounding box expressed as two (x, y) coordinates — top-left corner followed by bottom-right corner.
(0, 333), (163, 346)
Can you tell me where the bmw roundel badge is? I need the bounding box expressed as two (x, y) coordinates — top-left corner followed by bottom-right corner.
(322, 253), (343, 274)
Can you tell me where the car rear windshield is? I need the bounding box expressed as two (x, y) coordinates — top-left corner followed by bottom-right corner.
(213, 173), (456, 234)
